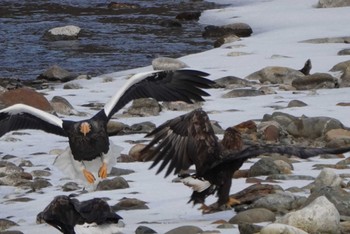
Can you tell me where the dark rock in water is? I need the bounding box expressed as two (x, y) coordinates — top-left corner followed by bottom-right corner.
(203, 23), (253, 38)
(176, 11), (201, 21)
(96, 176), (129, 191)
(292, 72), (338, 90)
(229, 208), (276, 224)
(0, 219), (19, 231)
(112, 198), (149, 211)
(37, 65), (78, 82)
(159, 19), (182, 28)
(135, 225), (157, 234)
(164, 225), (203, 234)
(0, 87), (53, 111)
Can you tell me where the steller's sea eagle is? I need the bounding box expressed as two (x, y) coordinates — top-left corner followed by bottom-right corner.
(37, 195), (123, 234)
(141, 108), (350, 213)
(0, 69), (214, 184)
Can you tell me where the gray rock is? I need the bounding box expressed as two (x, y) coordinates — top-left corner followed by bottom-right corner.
(162, 101), (202, 111)
(238, 223), (263, 234)
(152, 57), (188, 70)
(301, 37), (350, 44)
(304, 186), (350, 216)
(266, 174), (314, 181)
(203, 23), (253, 38)
(127, 98), (161, 116)
(51, 96), (83, 116)
(308, 168), (344, 192)
(135, 225), (157, 234)
(0, 231), (24, 234)
(291, 73), (338, 90)
(213, 75), (252, 89)
(287, 100), (307, 108)
(37, 65), (77, 82)
(245, 66), (304, 85)
(229, 208), (276, 224)
(32, 178), (52, 190)
(109, 167), (135, 177)
(0, 161), (23, 175)
(43, 25), (81, 41)
(63, 82), (83, 89)
(62, 182), (80, 191)
(330, 60), (350, 73)
(249, 157), (281, 177)
(260, 223), (308, 234)
(164, 225), (203, 234)
(222, 89), (264, 98)
(278, 196), (340, 234)
(31, 170), (51, 177)
(0, 219), (18, 231)
(112, 198), (148, 211)
(96, 176), (129, 191)
(317, 0), (350, 8)
(252, 191), (306, 213)
(107, 121), (129, 135)
(214, 35), (241, 47)
(338, 48), (350, 56)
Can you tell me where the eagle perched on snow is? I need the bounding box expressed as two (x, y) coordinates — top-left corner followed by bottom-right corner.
(142, 108), (350, 213)
(0, 70), (214, 184)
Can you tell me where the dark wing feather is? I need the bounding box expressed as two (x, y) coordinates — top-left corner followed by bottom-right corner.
(211, 144), (350, 171)
(104, 69), (214, 119)
(0, 104), (67, 137)
(72, 198), (122, 225)
(142, 108), (220, 177)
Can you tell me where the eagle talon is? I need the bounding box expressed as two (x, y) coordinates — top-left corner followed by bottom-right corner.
(98, 163), (108, 179)
(227, 197), (240, 207)
(83, 169), (96, 184)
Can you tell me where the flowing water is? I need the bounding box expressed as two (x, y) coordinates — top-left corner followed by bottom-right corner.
(0, 0), (223, 80)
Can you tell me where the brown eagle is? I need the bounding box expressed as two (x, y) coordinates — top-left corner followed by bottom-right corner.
(0, 69), (214, 184)
(142, 108), (350, 213)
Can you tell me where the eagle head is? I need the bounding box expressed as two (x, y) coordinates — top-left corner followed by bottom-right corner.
(79, 122), (91, 136)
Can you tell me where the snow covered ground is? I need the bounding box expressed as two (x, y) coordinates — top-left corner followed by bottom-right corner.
(1, 0), (350, 233)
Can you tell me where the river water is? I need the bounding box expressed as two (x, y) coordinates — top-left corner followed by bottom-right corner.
(0, 1), (223, 80)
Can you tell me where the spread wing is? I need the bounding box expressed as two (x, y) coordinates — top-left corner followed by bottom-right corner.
(0, 104), (67, 137)
(142, 108), (220, 177)
(211, 144), (350, 171)
(102, 69), (214, 119)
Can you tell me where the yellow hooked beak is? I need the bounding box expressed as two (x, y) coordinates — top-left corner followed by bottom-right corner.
(80, 122), (91, 136)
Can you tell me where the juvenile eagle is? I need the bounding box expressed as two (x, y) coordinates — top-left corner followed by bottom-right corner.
(142, 108), (350, 213)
